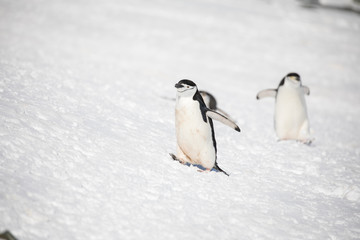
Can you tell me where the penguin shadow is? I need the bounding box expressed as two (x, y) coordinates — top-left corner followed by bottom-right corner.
(297, 0), (360, 14)
(0, 230), (18, 240)
(277, 138), (316, 147)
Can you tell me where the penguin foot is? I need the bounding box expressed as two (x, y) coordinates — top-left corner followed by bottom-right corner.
(278, 138), (314, 145)
(295, 136), (315, 145)
(300, 139), (314, 145)
(169, 153), (189, 165)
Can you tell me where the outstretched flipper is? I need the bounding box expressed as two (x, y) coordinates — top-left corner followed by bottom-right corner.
(206, 110), (240, 132)
(256, 89), (277, 100)
(216, 107), (234, 121)
(302, 86), (310, 95)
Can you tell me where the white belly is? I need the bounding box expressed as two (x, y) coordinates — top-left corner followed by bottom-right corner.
(175, 98), (216, 169)
(275, 87), (310, 140)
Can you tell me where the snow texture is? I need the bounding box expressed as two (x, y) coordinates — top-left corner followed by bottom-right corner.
(1, 0), (360, 239)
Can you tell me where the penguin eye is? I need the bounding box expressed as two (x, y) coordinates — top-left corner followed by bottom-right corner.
(186, 86), (190, 88)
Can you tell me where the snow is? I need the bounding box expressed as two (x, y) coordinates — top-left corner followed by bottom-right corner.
(1, 0), (360, 239)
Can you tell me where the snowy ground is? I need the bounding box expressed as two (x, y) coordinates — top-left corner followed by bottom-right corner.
(1, 0), (360, 239)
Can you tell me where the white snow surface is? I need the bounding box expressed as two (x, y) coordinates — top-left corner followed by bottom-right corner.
(1, 0), (360, 239)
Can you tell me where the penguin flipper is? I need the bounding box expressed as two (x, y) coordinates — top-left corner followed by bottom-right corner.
(302, 86), (310, 95)
(206, 110), (240, 132)
(215, 107), (230, 119)
(256, 89), (277, 100)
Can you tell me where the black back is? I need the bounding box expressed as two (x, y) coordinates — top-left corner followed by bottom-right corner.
(278, 77), (286, 88)
(193, 90), (208, 122)
(192, 90), (217, 154)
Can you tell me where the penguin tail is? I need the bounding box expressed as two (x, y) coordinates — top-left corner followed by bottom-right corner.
(214, 163), (229, 176)
(169, 153), (178, 161)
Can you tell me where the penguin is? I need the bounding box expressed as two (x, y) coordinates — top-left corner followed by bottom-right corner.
(173, 79), (240, 176)
(256, 72), (312, 143)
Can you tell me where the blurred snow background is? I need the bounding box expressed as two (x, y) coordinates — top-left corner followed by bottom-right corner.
(0, 0), (360, 239)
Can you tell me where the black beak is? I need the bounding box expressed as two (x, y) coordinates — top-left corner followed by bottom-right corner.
(175, 83), (183, 88)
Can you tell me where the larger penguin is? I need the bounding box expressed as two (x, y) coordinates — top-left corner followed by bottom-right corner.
(173, 79), (240, 176)
(256, 72), (312, 143)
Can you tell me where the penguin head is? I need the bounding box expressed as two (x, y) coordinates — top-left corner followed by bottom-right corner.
(284, 72), (301, 87)
(175, 79), (198, 97)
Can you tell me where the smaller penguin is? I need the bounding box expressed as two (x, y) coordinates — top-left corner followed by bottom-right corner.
(256, 72), (312, 143)
(173, 79), (240, 175)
